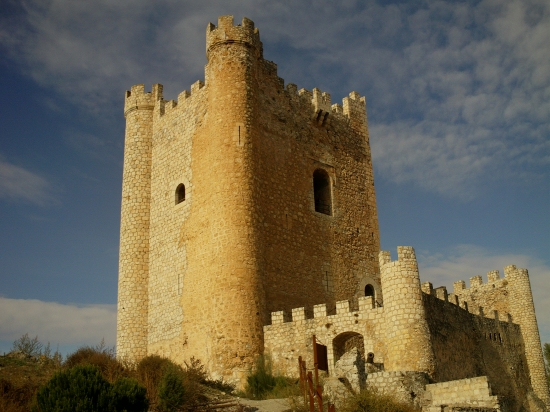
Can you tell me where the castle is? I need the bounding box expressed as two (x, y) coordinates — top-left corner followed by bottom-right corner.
(117, 16), (549, 410)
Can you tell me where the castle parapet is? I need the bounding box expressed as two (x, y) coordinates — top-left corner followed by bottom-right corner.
(206, 15), (262, 57)
(314, 303), (327, 318)
(358, 295), (374, 311)
(470, 275), (483, 287)
(124, 84), (163, 117)
(434, 286), (448, 302)
(285, 84), (368, 127)
(343, 91), (367, 130)
(155, 80), (207, 118)
(335, 300), (351, 315)
(292, 307), (306, 322)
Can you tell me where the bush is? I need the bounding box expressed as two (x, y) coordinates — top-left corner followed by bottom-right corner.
(35, 365), (148, 412)
(157, 366), (186, 412)
(65, 343), (126, 383)
(35, 365), (113, 412)
(339, 387), (419, 412)
(135, 354), (205, 411)
(111, 377), (148, 412)
(11, 334), (43, 358)
(243, 355), (295, 400)
(135, 355), (173, 407)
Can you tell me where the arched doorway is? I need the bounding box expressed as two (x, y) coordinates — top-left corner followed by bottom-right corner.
(364, 284), (374, 297)
(332, 331), (366, 391)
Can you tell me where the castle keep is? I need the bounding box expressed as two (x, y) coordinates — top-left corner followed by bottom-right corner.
(118, 16), (549, 410)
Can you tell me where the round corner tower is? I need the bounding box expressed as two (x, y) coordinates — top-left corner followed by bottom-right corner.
(180, 15), (267, 383)
(117, 84), (162, 360)
(379, 246), (435, 375)
(505, 265), (550, 407)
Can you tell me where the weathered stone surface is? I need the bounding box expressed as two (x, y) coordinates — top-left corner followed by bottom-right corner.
(117, 15), (380, 384)
(117, 15), (549, 410)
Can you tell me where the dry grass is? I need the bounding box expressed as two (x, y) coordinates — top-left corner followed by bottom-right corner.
(1, 339), (235, 412)
(0, 354), (61, 412)
(338, 387), (420, 412)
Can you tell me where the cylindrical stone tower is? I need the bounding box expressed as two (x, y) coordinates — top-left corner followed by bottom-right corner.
(379, 246), (435, 375)
(505, 265), (550, 407)
(180, 16), (266, 383)
(117, 84), (161, 360)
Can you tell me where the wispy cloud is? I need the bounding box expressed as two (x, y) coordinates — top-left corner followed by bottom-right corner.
(1, 0), (548, 199)
(415, 244), (550, 344)
(0, 158), (55, 205)
(0, 298), (116, 347)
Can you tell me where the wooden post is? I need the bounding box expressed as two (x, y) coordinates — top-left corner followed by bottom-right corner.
(299, 356), (307, 408)
(312, 335), (323, 412)
(307, 371), (315, 412)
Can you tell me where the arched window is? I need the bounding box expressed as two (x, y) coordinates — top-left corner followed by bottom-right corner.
(175, 184), (185, 205)
(364, 284), (374, 297)
(313, 169), (332, 215)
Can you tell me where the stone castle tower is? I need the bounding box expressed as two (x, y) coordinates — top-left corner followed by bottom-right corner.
(117, 15), (380, 382)
(118, 15), (549, 409)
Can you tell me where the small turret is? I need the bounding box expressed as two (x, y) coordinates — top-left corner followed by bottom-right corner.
(505, 265), (550, 407)
(206, 15), (262, 59)
(117, 84), (161, 361)
(379, 247), (435, 375)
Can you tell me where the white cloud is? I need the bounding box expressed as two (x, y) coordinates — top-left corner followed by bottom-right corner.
(0, 298), (116, 347)
(1, 0), (548, 199)
(0, 158), (56, 205)
(414, 245), (550, 344)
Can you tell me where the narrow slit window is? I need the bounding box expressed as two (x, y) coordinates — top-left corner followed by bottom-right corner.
(175, 184), (186, 205)
(313, 169), (332, 215)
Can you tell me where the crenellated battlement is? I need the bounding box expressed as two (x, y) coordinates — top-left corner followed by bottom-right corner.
(206, 15), (262, 57)
(268, 296), (379, 326)
(378, 245), (417, 268)
(422, 281), (513, 321)
(124, 84), (163, 117)
(284, 83), (367, 126)
(451, 265), (530, 296)
(156, 80), (206, 117)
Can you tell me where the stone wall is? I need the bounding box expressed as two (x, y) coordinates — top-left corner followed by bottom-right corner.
(263, 296), (385, 377)
(264, 248), (545, 410)
(438, 265), (549, 408)
(367, 371), (430, 408)
(118, 15), (382, 382)
(423, 275), (543, 410)
(423, 377), (501, 411)
(146, 80), (207, 358)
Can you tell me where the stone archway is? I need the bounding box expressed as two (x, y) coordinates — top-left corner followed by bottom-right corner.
(332, 331), (366, 392)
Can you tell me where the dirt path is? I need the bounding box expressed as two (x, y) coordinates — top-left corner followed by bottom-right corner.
(238, 398), (292, 412)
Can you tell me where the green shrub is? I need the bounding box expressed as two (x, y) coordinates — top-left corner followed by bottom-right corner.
(135, 354), (205, 410)
(35, 365), (149, 412)
(339, 387), (419, 412)
(157, 365), (186, 412)
(243, 355), (295, 400)
(35, 365), (113, 412)
(65, 344), (125, 383)
(136, 355), (173, 407)
(111, 377), (148, 412)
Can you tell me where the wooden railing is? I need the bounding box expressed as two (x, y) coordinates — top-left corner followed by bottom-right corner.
(298, 335), (336, 412)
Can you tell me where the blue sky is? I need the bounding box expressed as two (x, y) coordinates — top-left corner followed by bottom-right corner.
(0, 0), (548, 356)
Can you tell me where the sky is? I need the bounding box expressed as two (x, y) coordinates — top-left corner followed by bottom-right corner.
(0, 0), (548, 357)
